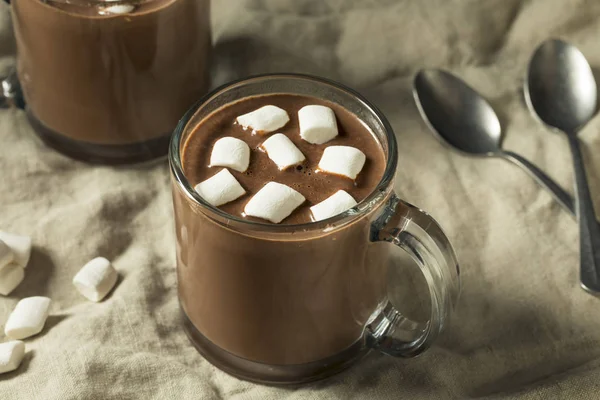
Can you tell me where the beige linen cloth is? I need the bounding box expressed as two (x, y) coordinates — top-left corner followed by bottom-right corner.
(1, 0), (600, 398)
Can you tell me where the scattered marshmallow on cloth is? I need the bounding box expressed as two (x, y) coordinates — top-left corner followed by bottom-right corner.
(0, 232), (32, 268)
(299, 105), (338, 144)
(318, 146), (366, 180)
(195, 169), (246, 207)
(244, 182), (305, 223)
(0, 341), (25, 375)
(261, 133), (306, 170)
(0, 239), (13, 269)
(209, 137), (251, 172)
(0, 232), (31, 296)
(4, 296), (51, 340)
(236, 105), (290, 135)
(73, 257), (118, 302)
(310, 190), (358, 221)
(0, 263), (25, 296)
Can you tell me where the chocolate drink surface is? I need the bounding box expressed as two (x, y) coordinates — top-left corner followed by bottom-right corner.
(12, 0), (210, 149)
(174, 93), (390, 366)
(182, 94), (386, 224)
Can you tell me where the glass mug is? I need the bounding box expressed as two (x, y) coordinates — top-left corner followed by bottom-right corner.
(169, 74), (460, 384)
(6, 0), (211, 163)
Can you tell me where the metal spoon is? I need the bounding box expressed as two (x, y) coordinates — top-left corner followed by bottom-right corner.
(525, 38), (600, 293)
(413, 69), (575, 215)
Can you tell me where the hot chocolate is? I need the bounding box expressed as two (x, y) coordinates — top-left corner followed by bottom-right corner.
(12, 0), (210, 162)
(182, 94), (386, 224)
(174, 93), (389, 371)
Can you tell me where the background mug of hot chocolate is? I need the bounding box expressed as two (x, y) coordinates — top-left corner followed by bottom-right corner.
(3, 0), (211, 164)
(169, 74), (461, 384)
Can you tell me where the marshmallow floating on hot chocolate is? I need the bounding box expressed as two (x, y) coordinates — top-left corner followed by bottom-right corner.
(0, 232), (32, 268)
(0, 341), (25, 375)
(195, 169), (246, 207)
(0, 263), (25, 296)
(73, 257), (118, 302)
(261, 133), (306, 170)
(236, 105), (290, 135)
(310, 190), (358, 222)
(298, 105), (338, 144)
(317, 146), (366, 180)
(5, 297), (51, 340)
(99, 4), (135, 15)
(244, 182), (306, 223)
(209, 137), (251, 172)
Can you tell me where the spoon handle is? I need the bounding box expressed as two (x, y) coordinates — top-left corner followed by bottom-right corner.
(567, 137), (600, 293)
(502, 151), (575, 215)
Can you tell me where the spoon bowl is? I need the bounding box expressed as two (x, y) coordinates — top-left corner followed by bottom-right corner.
(414, 70), (502, 156)
(525, 39), (597, 135)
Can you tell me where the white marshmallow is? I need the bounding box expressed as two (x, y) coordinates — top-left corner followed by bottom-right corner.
(0, 263), (25, 296)
(0, 240), (14, 271)
(73, 257), (118, 302)
(0, 232), (32, 268)
(0, 341), (25, 375)
(100, 4), (135, 15)
(261, 133), (306, 170)
(317, 146), (366, 180)
(310, 190), (358, 222)
(236, 105), (290, 135)
(298, 105), (339, 144)
(209, 137), (251, 173)
(244, 182), (305, 223)
(5, 297), (51, 340)
(195, 169), (246, 207)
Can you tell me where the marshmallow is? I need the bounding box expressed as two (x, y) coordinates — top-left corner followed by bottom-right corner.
(73, 257), (118, 302)
(310, 190), (358, 222)
(195, 169), (246, 207)
(0, 263), (25, 296)
(244, 182), (305, 223)
(0, 341), (25, 375)
(5, 297), (51, 340)
(298, 105), (339, 144)
(261, 133), (306, 170)
(236, 105), (290, 135)
(317, 146), (366, 180)
(0, 232), (32, 268)
(0, 239), (14, 271)
(99, 4), (135, 15)
(209, 137), (251, 173)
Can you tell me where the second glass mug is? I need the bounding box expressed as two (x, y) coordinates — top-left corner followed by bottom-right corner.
(170, 74), (460, 384)
(5, 0), (211, 163)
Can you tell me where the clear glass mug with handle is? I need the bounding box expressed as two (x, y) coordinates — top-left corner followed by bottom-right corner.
(170, 74), (460, 384)
(4, 0), (211, 164)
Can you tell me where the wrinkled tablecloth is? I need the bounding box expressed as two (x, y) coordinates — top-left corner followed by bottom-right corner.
(2, 0), (600, 398)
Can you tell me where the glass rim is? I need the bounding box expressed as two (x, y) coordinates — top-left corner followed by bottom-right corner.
(169, 73), (398, 232)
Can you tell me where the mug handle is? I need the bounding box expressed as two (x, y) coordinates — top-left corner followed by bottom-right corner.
(366, 193), (460, 357)
(0, 67), (24, 109)
(2, 0), (25, 107)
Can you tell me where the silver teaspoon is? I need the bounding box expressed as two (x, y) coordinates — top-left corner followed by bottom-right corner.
(413, 69), (575, 215)
(525, 38), (600, 294)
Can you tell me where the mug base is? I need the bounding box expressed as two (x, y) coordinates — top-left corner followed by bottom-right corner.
(26, 108), (170, 165)
(181, 308), (368, 385)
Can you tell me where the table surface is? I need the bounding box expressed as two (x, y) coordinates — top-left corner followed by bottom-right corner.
(2, 1), (600, 399)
